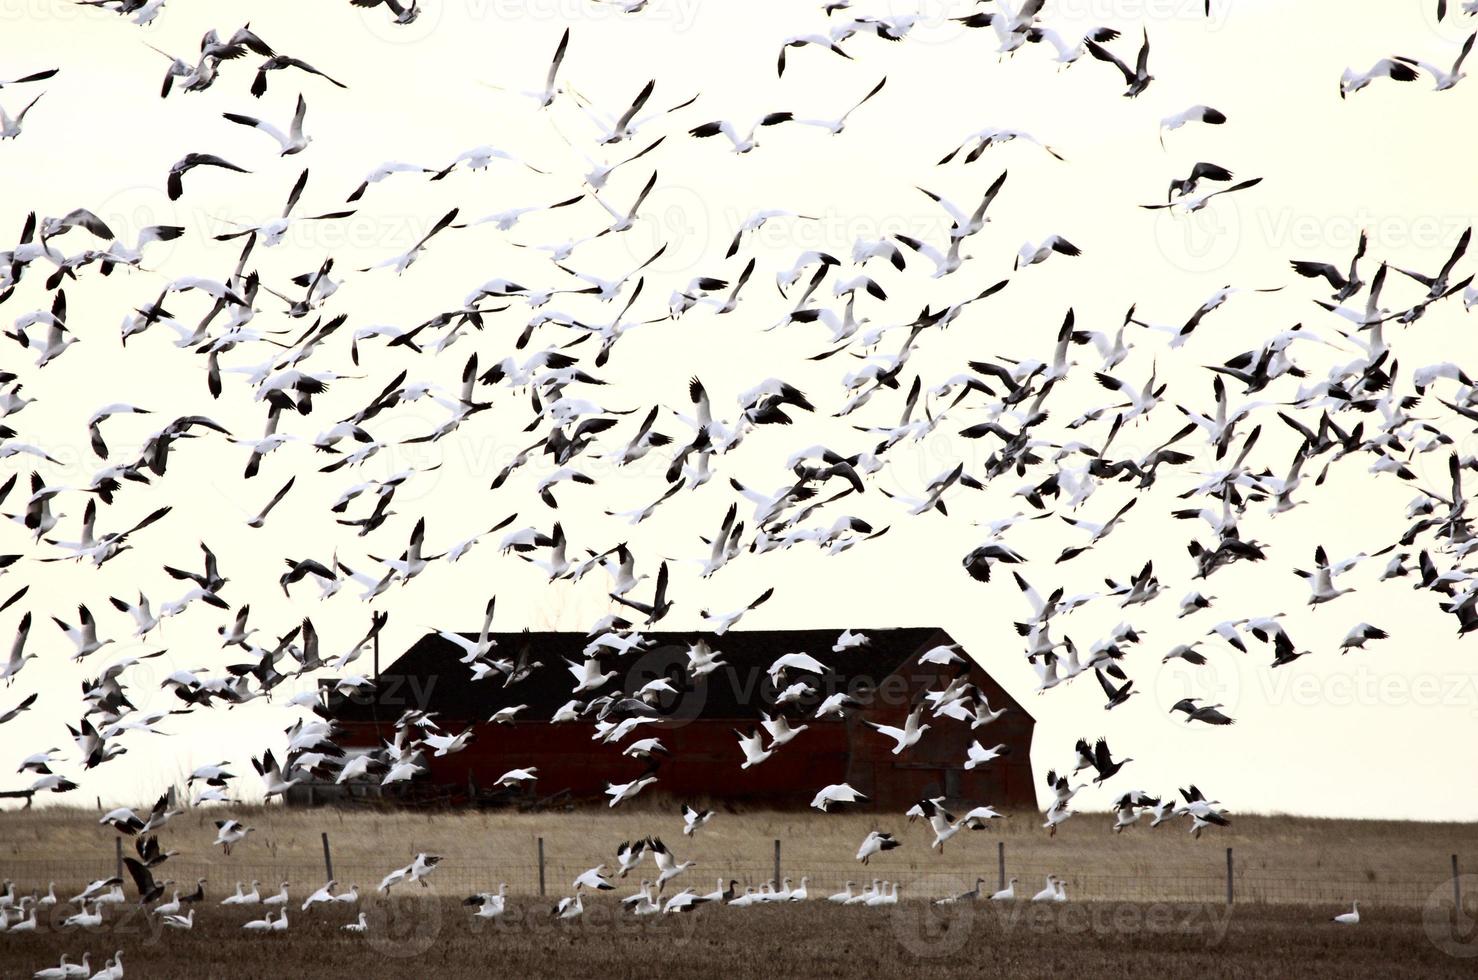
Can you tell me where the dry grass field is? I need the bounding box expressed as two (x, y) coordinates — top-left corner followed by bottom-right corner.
(2, 897), (1475, 979)
(3, 801), (1476, 977)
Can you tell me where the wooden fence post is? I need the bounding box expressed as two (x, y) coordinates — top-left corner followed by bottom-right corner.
(537, 837), (546, 897)
(1454, 854), (1462, 913)
(114, 837), (123, 881)
(773, 839), (781, 886)
(998, 840), (1006, 892)
(321, 832), (334, 881)
(1226, 847), (1234, 906)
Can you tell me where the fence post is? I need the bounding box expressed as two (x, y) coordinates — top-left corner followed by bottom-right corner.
(773, 839), (781, 886)
(1454, 854), (1462, 913)
(1226, 847), (1234, 906)
(998, 841), (1006, 892)
(537, 837), (546, 898)
(321, 832), (334, 882)
(114, 837), (123, 881)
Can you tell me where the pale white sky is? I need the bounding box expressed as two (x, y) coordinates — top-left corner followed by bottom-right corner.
(1, 0), (1477, 820)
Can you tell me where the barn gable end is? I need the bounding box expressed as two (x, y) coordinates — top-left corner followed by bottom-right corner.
(322, 627), (1036, 810)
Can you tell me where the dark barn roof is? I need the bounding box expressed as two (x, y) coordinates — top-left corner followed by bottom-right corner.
(329, 627), (1033, 726)
(324, 627), (1038, 809)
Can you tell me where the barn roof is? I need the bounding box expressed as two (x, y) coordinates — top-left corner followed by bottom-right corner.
(327, 627), (1034, 726)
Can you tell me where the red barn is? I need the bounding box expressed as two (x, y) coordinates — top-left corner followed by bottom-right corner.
(319, 627), (1036, 811)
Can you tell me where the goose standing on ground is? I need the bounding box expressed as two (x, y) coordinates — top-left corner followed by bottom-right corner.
(1333, 901), (1360, 924)
(991, 877), (1019, 900)
(936, 877), (987, 904)
(1031, 876), (1059, 902)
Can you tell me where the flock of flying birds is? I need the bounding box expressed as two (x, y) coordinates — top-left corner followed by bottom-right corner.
(1, 0), (1476, 949)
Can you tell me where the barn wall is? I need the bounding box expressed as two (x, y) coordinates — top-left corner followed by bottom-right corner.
(327, 627), (1037, 810)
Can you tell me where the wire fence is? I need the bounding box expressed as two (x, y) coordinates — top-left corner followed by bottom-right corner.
(0, 850), (1463, 910)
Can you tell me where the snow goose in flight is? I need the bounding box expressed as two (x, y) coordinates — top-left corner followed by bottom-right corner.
(917, 798), (964, 850)
(776, 33), (853, 76)
(214, 168), (355, 247)
(572, 78), (695, 145)
(811, 783), (868, 811)
(166, 153), (250, 201)
(688, 112), (794, 153)
(353, 0), (420, 24)
(918, 170), (1007, 243)
(1085, 29), (1153, 96)
(1025, 25), (1121, 66)
(432, 142), (546, 180)
(793, 76), (886, 134)
(1396, 32), (1474, 90)
(1293, 544), (1364, 605)
(1140, 176), (1263, 213)
(1158, 105), (1226, 148)
(301, 880), (339, 912)
(735, 729), (773, 769)
(1340, 623), (1389, 651)
(1392, 226), (1472, 303)
(867, 707), (930, 754)
(681, 803), (713, 836)
(345, 161), (432, 202)
(464, 884), (508, 919)
(573, 865), (614, 893)
(1170, 697), (1235, 725)
(361, 206), (459, 274)
(1086, 737), (1132, 784)
(1166, 161), (1236, 202)
(606, 771), (658, 807)
(1340, 58), (1419, 97)
(649, 838), (695, 890)
(965, 741), (1010, 769)
(250, 49), (347, 99)
(856, 831), (900, 864)
(1015, 235), (1080, 269)
(701, 587), (775, 635)
(0, 92), (42, 139)
(895, 232), (969, 278)
(223, 94), (311, 155)
(1332, 901), (1360, 924)
(487, 26), (568, 107)
(0, 68), (56, 90)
